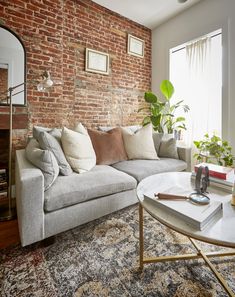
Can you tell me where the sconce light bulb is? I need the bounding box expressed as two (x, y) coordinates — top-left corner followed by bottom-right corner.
(37, 71), (54, 91)
(45, 78), (53, 88)
(37, 83), (45, 92)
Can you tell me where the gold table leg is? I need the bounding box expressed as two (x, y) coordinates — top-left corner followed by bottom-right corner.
(138, 203), (235, 297)
(189, 238), (235, 297)
(139, 203), (144, 271)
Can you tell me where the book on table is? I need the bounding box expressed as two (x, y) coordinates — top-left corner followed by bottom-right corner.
(194, 162), (234, 180)
(191, 168), (234, 193)
(144, 194), (223, 230)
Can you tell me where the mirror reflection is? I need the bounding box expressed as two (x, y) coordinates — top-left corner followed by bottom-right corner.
(0, 26), (25, 105)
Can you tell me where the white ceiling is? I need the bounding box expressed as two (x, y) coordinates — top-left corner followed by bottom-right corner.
(92, 0), (201, 29)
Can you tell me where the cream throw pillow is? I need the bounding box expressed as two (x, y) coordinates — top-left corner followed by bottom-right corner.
(122, 124), (159, 160)
(61, 124), (96, 173)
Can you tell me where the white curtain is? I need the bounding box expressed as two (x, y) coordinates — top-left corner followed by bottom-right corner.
(170, 34), (222, 168)
(184, 36), (222, 147)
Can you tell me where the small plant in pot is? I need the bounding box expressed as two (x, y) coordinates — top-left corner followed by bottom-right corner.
(194, 133), (235, 167)
(139, 80), (189, 135)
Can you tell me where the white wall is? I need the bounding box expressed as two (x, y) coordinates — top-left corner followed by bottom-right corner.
(0, 29), (24, 105)
(152, 0), (235, 151)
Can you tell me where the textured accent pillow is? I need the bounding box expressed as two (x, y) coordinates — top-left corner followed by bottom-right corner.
(61, 124), (96, 173)
(25, 138), (59, 191)
(121, 124), (159, 160)
(88, 128), (128, 165)
(33, 126), (62, 141)
(33, 126), (52, 141)
(48, 128), (62, 143)
(37, 131), (73, 176)
(158, 138), (179, 159)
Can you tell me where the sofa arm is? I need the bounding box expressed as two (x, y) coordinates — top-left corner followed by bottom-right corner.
(177, 146), (191, 172)
(15, 150), (45, 246)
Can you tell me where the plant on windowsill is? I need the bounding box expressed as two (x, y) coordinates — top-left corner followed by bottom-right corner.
(194, 133), (235, 167)
(139, 80), (189, 134)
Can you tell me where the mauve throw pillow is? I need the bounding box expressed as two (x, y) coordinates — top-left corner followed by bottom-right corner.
(88, 128), (128, 165)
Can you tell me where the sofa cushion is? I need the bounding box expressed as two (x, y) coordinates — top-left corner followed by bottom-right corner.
(49, 128), (62, 143)
(33, 126), (52, 140)
(25, 138), (59, 190)
(121, 124), (159, 160)
(88, 127), (127, 165)
(158, 138), (179, 159)
(61, 124), (96, 173)
(37, 131), (73, 176)
(152, 132), (163, 153)
(112, 158), (187, 182)
(44, 165), (137, 212)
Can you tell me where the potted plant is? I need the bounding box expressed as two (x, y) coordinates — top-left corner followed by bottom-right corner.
(139, 80), (189, 135)
(194, 133), (235, 167)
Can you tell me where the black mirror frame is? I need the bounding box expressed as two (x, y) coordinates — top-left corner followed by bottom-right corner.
(0, 25), (27, 107)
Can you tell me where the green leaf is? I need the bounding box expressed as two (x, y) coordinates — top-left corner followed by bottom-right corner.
(150, 115), (161, 127)
(144, 92), (158, 103)
(177, 125), (186, 130)
(175, 116), (185, 123)
(142, 116), (151, 126)
(160, 80), (174, 100)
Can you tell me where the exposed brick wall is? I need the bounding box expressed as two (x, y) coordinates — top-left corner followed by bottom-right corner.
(0, 0), (151, 152)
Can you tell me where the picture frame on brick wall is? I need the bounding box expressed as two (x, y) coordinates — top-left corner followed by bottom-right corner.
(127, 34), (144, 58)
(85, 48), (109, 75)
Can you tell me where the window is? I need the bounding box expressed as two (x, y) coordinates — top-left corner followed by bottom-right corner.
(169, 30), (222, 147)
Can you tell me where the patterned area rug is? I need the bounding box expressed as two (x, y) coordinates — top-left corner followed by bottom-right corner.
(0, 205), (235, 297)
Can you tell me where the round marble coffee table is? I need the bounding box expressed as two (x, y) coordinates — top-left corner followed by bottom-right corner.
(137, 172), (235, 297)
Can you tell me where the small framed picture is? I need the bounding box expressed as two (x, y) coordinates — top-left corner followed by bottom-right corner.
(127, 34), (144, 58)
(85, 48), (109, 75)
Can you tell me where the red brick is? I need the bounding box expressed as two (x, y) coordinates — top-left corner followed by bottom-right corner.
(0, 0), (151, 154)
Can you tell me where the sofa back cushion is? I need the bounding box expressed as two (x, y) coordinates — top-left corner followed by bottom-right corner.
(61, 124), (96, 173)
(25, 138), (59, 190)
(121, 124), (159, 160)
(158, 138), (179, 159)
(88, 128), (128, 165)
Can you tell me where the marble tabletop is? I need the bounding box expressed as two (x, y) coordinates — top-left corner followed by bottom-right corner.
(137, 172), (235, 248)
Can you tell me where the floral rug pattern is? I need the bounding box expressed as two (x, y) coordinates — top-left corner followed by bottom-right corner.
(0, 205), (234, 297)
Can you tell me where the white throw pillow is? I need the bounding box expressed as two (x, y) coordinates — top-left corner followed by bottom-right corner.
(122, 124), (159, 160)
(61, 124), (96, 173)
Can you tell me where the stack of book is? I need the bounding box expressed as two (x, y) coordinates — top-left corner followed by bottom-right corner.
(0, 169), (8, 200)
(192, 162), (234, 193)
(144, 194), (223, 231)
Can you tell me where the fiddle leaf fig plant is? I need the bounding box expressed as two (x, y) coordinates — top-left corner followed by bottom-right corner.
(160, 79), (174, 100)
(139, 80), (189, 133)
(194, 133), (235, 167)
(138, 91), (166, 132)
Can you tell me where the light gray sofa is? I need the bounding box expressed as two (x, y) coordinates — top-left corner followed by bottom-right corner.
(15, 146), (191, 247)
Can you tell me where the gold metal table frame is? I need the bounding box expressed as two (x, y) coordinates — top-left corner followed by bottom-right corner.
(139, 203), (235, 297)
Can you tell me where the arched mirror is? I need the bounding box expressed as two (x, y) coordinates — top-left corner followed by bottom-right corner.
(0, 25), (26, 106)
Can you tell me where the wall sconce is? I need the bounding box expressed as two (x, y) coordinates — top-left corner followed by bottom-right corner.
(37, 71), (54, 91)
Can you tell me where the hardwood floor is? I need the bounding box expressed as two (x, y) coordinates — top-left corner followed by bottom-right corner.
(0, 198), (20, 249)
(0, 219), (20, 249)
